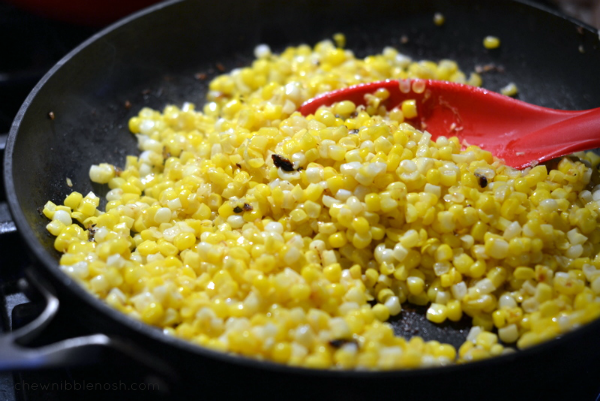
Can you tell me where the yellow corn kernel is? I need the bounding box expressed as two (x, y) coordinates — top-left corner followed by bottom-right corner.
(137, 240), (158, 256)
(435, 244), (453, 261)
(372, 303), (390, 321)
(141, 302), (164, 325)
(401, 99), (418, 119)
(446, 300), (462, 322)
(352, 217), (370, 235)
(407, 276), (425, 295)
(475, 332), (498, 350)
(174, 232), (196, 251)
(329, 232), (347, 248)
(324, 264), (342, 282)
(64, 192), (83, 210)
(483, 36), (500, 49)
(514, 267), (535, 280)
(427, 303), (448, 323)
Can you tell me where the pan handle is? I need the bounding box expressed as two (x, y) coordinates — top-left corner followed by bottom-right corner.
(0, 202), (17, 235)
(0, 270), (176, 383)
(1, 133), (17, 235)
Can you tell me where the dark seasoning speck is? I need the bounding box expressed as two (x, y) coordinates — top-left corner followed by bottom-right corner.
(272, 154), (295, 171)
(328, 339), (358, 349)
(474, 173), (488, 188)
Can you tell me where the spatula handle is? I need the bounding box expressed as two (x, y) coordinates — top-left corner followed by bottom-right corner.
(508, 107), (600, 169)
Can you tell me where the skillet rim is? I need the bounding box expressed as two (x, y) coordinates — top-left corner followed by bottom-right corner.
(3, 0), (600, 380)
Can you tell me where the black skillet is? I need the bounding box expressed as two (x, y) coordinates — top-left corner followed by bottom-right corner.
(3, 0), (600, 399)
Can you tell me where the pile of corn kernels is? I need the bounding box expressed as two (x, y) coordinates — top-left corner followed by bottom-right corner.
(42, 37), (600, 369)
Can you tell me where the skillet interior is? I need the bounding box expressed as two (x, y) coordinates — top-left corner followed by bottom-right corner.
(5, 0), (600, 398)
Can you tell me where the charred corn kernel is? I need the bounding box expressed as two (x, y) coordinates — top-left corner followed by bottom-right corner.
(42, 37), (600, 371)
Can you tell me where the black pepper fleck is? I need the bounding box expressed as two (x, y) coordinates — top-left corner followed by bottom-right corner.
(328, 339), (358, 349)
(233, 206), (243, 213)
(243, 203), (253, 211)
(475, 173), (488, 188)
(88, 224), (97, 242)
(272, 154), (295, 172)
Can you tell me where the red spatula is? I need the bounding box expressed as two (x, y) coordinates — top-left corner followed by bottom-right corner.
(299, 79), (600, 169)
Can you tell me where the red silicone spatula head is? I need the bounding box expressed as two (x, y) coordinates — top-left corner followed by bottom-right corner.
(300, 79), (600, 169)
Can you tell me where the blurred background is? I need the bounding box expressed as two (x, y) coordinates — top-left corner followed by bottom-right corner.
(0, 0), (598, 136)
(554, 0), (600, 26)
(0, 0), (598, 135)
